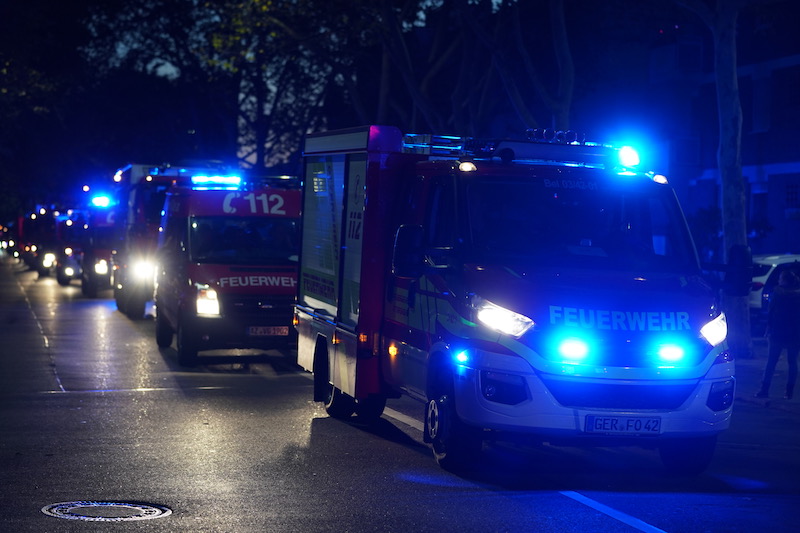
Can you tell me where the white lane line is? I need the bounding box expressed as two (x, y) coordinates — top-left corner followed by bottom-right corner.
(380, 408), (667, 533)
(41, 386), (229, 394)
(15, 274), (65, 392)
(559, 490), (668, 533)
(384, 407), (423, 431)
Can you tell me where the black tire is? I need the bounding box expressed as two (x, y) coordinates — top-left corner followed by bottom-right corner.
(82, 277), (98, 298)
(125, 294), (146, 320)
(155, 309), (173, 348)
(114, 287), (127, 313)
(324, 383), (357, 419)
(176, 319), (199, 366)
(354, 395), (386, 423)
(659, 435), (717, 476)
(425, 392), (483, 471)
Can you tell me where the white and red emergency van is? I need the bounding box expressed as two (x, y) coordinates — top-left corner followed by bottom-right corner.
(154, 175), (301, 366)
(295, 125), (744, 474)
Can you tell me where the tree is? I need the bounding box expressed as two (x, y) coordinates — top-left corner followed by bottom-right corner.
(672, 0), (778, 358)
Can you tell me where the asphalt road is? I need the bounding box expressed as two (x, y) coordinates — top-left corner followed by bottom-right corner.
(1, 254), (798, 532)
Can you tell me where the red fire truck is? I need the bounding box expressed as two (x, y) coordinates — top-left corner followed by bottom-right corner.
(154, 175), (301, 366)
(295, 125), (747, 474)
(110, 163), (226, 319)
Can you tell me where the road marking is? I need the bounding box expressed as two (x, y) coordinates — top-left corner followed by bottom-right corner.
(42, 386), (229, 394)
(559, 491), (667, 533)
(380, 408), (667, 533)
(15, 274), (64, 392)
(384, 407), (423, 430)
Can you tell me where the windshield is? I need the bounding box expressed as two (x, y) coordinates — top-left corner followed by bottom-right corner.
(189, 216), (298, 265)
(465, 176), (698, 273)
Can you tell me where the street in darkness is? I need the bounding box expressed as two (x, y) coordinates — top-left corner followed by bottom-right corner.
(1, 256), (798, 532)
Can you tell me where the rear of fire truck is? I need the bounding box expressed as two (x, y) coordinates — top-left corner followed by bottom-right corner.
(296, 125), (744, 474)
(154, 175), (301, 366)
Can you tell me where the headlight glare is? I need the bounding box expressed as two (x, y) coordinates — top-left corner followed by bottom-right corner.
(196, 284), (220, 316)
(473, 296), (534, 338)
(700, 312), (727, 347)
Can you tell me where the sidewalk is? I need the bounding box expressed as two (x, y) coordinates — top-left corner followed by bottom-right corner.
(734, 337), (800, 414)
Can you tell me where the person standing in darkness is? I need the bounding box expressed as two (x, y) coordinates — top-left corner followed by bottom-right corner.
(756, 269), (800, 399)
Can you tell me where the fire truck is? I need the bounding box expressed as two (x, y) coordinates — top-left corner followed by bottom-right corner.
(111, 163), (226, 319)
(295, 125), (747, 474)
(154, 174), (301, 366)
(79, 194), (119, 297)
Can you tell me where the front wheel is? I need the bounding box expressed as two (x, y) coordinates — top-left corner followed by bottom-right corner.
(176, 319), (199, 366)
(155, 310), (173, 348)
(659, 435), (717, 476)
(425, 393), (482, 471)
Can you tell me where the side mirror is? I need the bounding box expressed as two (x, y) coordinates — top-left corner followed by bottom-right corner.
(724, 244), (752, 297)
(392, 224), (425, 279)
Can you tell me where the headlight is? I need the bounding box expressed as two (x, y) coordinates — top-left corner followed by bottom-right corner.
(94, 259), (109, 275)
(472, 296), (534, 338)
(64, 267), (75, 277)
(196, 284), (220, 316)
(132, 260), (155, 280)
(42, 252), (56, 268)
(700, 312), (727, 347)
(64, 247), (73, 256)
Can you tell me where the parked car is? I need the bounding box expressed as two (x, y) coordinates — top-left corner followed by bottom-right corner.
(750, 254), (800, 323)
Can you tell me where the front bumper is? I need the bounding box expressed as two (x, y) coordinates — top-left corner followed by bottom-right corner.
(452, 346), (734, 443)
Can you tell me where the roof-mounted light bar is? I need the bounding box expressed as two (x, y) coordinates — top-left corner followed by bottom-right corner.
(190, 175), (242, 190)
(401, 128), (641, 169)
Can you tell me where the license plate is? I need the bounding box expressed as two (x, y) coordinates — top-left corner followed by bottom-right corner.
(585, 415), (661, 435)
(247, 326), (289, 337)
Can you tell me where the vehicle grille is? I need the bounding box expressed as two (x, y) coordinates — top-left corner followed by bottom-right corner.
(222, 294), (294, 323)
(540, 376), (697, 409)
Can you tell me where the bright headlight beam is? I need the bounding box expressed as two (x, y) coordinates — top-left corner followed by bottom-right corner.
(475, 299), (534, 338)
(700, 313), (727, 347)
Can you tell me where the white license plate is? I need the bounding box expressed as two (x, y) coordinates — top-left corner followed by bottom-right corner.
(585, 415), (661, 435)
(247, 326), (289, 337)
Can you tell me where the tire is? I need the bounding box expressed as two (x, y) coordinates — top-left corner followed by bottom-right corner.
(176, 319), (199, 366)
(125, 294), (146, 320)
(354, 395), (386, 424)
(155, 309), (173, 348)
(425, 392), (483, 471)
(114, 287), (127, 313)
(324, 383), (357, 419)
(57, 274), (70, 286)
(659, 435), (717, 476)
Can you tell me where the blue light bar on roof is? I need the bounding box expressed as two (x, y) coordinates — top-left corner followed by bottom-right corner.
(190, 175), (242, 190)
(90, 195), (112, 208)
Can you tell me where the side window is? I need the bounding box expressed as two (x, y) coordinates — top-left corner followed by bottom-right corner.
(426, 178), (456, 249)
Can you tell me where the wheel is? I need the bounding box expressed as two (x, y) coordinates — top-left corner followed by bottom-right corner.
(324, 383), (356, 419)
(56, 272), (70, 286)
(354, 395), (386, 423)
(425, 392), (483, 470)
(125, 294), (146, 320)
(155, 309), (173, 348)
(114, 287), (127, 313)
(176, 319), (199, 366)
(659, 435), (717, 476)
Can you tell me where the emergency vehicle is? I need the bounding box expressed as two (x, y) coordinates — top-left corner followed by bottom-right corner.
(295, 125), (743, 474)
(79, 194), (118, 297)
(111, 163), (226, 319)
(154, 174), (301, 366)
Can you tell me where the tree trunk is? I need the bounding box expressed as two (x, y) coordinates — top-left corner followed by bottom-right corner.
(714, 3), (753, 358)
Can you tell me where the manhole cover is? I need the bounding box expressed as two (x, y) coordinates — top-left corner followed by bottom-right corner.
(41, 501), (172, 522)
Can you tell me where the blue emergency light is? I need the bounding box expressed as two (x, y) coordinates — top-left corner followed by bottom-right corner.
(90, 195), (112, 208)
(191, 175), (242, 190)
